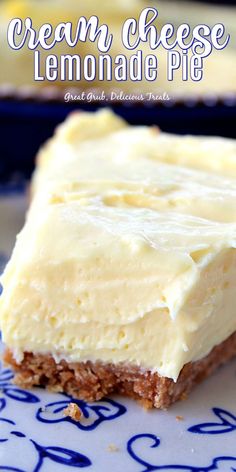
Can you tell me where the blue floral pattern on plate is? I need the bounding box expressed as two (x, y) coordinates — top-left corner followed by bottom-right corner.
(0, 362), (126, 471)
(188, 408), (236, 435)
(127, 432), (236, 471)
(1, 355), (236, 472)
(36, 398), (127, 431)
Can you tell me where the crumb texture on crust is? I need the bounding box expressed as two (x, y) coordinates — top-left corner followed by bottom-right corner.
(4, 332), (236, 409)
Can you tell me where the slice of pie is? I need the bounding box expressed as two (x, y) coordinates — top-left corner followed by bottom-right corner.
(1, 109), (236, 408)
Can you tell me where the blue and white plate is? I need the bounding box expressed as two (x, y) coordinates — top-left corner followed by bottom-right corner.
(0, 190), (236, 472)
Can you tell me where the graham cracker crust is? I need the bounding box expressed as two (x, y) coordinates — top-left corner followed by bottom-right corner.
(4, 332), (236, 409)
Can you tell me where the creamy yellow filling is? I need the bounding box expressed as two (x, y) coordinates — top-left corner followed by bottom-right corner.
(1, 109), (236, 380)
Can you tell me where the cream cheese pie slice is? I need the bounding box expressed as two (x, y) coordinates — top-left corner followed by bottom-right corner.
(1, 109), (236, 408)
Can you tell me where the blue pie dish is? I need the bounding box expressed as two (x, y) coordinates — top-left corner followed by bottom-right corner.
(0, 90), (235, 185)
